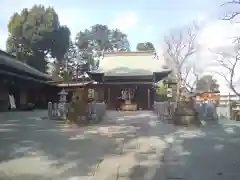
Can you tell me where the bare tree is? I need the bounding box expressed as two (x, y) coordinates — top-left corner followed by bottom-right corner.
(164, 23), (199, 101)
(184, 64), (202, 92)
(221, 0), (240, 20)
(214, 40), (240, 96)
(217, 0), (240, 96)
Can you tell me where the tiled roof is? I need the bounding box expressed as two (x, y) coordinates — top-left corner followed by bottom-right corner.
(0, 50), (51, 80)
(95, 51), (171, 76)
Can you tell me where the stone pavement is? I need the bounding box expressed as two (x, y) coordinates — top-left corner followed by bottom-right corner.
(164, 119), (240, 180)
(0, 110), (176, 180)
(0, 110), (240, 180)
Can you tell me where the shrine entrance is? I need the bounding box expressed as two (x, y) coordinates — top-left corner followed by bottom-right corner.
(86, 51), (172, 111)
(104, 83), (154, 111)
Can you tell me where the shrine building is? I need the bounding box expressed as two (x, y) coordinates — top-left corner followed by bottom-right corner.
(87, 51), (171, 111)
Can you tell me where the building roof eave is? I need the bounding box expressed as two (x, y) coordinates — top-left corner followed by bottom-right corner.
(0, 70), (50, 84)
(0, 50), (51, 80)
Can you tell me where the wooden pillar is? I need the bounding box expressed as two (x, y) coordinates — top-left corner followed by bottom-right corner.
(93, 87), (103, 102)
(108, 87), (110, 107)
(41, 88), (47, 106)
(148, 88), (150, 109)
(93, 87), (97, 102)
(20, 87), (27, 105)
(100, 87), (104, 102)
(0, 80), (9, 111)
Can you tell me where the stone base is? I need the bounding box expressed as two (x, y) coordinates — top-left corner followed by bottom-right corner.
(173, 115), (201, 126)
(120, 103), (138, 111)
(173, 101), (200, 126)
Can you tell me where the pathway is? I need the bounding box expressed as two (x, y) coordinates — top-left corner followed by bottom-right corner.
(0, 110), (175, 180)
(0, 110), (240, 179)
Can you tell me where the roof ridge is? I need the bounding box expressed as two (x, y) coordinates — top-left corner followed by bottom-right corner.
(103, 51), (156, 57)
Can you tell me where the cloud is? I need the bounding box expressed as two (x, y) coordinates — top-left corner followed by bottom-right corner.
(197, 20), (240, 94)
(0, 35), (7, 50)
(109, 12), (139, 33)
(196, 13), (207, 23)
(0, 23), (8, 50)
(56, 8), (92, 39)
(145, 25), (154, 33)
(198, 20), (240, 49)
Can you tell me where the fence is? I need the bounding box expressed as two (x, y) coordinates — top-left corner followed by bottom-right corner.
(219, 94), (240, 105)
(218, 94), (240, 120)
(153, 101), (219, 122)
(153, 101), (176, 121)
(195, 102), (218, 121)
(216, 105), (231, 119)
(47, 102), (106, 122)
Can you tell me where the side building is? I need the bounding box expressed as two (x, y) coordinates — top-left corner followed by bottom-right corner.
(0, 50), (57, 111)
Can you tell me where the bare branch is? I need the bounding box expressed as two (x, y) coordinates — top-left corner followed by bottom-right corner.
(183, 63), (201, 92)
(192, 64), (198, 78)
(223, 12), (240, 20)
(222, 0), (240, 20)
(222, 0), (240, 6)
(181, 65), (192, 82)
(214, 41), (240, 96)
(214, 71), (230, 84)
(163, 23), (199, 100)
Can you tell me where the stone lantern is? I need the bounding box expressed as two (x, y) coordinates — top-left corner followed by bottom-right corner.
(59, 89), (68, 103)
(58, 89), (68, 119)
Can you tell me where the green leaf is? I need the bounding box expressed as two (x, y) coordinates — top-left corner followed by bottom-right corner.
(6, 4), (70, 73)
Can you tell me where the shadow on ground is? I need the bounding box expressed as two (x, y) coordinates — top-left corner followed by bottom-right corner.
(161, 119), (240, 180)
(1, 111), (240, 180)
(0, 110), (175, 180)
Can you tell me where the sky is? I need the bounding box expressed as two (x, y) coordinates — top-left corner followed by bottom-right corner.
(0, 0), (228, 50)
(1, 0), (240, 94)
